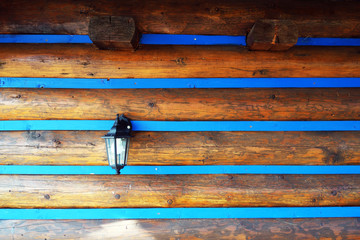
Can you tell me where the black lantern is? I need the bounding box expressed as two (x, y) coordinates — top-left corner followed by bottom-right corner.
(102, 114), (132, 174)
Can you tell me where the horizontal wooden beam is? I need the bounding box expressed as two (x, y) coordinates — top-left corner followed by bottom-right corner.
(1, 218), (359, 239)
(1, 0), (360, 38)
(0, 88), (359, 120)
(1, 175), (359, 208)
(0, 45), (359, 78)
(1, 131), (359, 166)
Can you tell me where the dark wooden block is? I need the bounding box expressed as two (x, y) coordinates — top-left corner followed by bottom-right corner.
(89, 16), (140, 51)
(247, 19), (298, 51)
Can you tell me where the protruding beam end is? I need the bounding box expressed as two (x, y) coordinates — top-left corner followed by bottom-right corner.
(247, 19), (298, 51)
(89, 16), (140, 51)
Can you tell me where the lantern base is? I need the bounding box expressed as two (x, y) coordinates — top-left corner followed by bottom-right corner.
(116, 166), (125, 175)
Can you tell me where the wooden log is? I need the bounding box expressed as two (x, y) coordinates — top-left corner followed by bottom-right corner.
(1, 131), (360, 166)
(89, 16), (140, 51)
(246, 19), (298, 51)
(1, 218), (359, 239)
(1, 175), (359, 208)
(1, 0), (360, 38)
(0, 45), (359, 78)
(0, 88), (359, 121)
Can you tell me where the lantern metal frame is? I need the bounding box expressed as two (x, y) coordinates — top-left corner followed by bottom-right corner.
(102, 114), (132, 174)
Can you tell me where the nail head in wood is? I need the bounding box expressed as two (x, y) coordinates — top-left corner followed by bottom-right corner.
(246, 19), (298, 51)
(89, 16), (140, 51)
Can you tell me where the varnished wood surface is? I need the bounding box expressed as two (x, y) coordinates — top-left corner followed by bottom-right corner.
(0, 45), (360, 78)
(1, 88), (359, 120)
(1, 0), (360, 37)
(1, 175), (359, 208)
(1, 218), (359, 240)
(1, 131), (360, 166)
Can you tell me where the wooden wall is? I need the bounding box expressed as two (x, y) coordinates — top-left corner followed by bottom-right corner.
(1, 0), (360, 37)
(0, 0), (360, 239)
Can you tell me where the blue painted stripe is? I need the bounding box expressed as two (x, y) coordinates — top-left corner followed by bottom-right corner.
(297, 37), (360, 46)
(0, 34), (359, 46)
(0, 207), (359, 220)
(2, 77), (360, 89)
(1, 165), (359, 175)
(141, 34), (246, 45)
(0, 34), (245, 45)
(0, 34), (92, 43)
(0, 120), (359, 131)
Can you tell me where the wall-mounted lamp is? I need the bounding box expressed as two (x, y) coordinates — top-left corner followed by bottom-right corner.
(102, 114), (132, 174)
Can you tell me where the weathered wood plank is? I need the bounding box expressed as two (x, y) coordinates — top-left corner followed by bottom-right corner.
(0, 88), (359, 120)
(1, 131), (359, 166)
(0, 45), (359, 78)
(1, 175), (359, 208)
(1, 0), (360, 38)
(1, 218), (359, 239)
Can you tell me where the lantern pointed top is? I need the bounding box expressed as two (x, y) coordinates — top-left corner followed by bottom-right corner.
(103, 114), (132, 139)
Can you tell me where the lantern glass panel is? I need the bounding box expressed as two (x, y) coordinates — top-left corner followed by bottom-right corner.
(105, 138), (116, 168)
(116, 137), (129, 166)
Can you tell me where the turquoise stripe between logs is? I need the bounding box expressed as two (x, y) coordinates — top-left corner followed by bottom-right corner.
(1, 34), (360, 46)
(0, 165), (359, 175)
(0, 120), (359, 131)
(1, 77), (360, 88)
(0, 207), (359, 220)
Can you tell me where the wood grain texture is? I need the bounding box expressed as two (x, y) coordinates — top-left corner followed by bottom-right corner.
(1, 131), (360, 166)
(0, 45), (360, 78)
(1, 88), (359, 121)
(1, 218), (359, 240)
(1, 175), (359, 208)
(1, 0), (360, 37)
(89, 16), (140, 51)
(246, 19), (298, 51)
